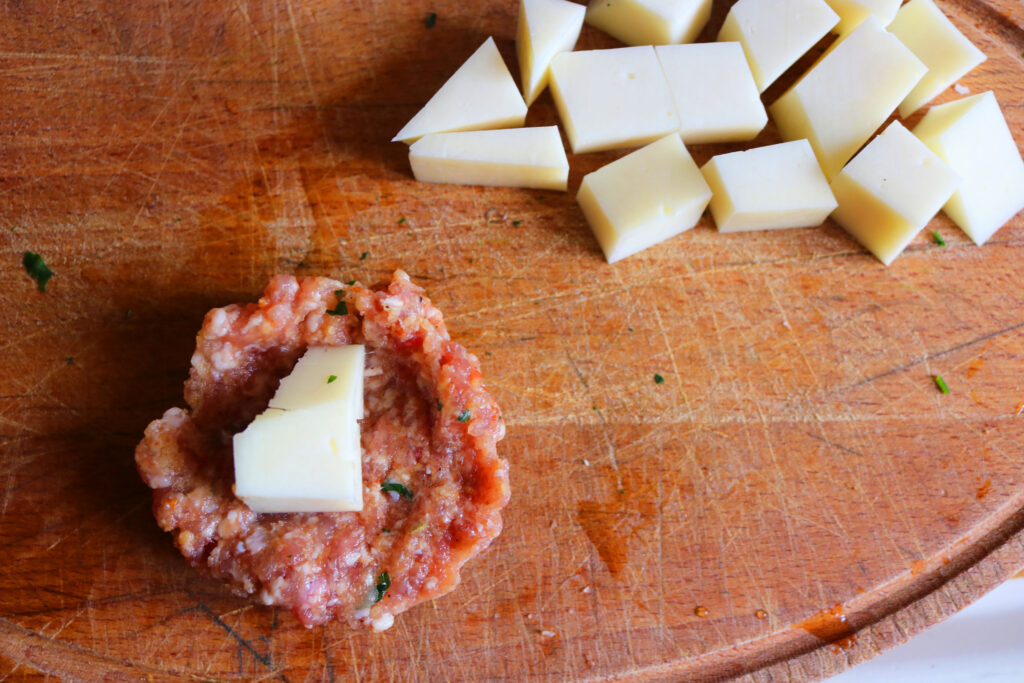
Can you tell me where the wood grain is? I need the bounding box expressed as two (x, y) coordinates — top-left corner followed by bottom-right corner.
(1, 0), (1022, 680)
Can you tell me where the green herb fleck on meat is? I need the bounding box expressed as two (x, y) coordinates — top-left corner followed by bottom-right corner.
(373, 571), (391, 603)
(381, 481), (413, 500)
(457, 409), (471, 423)
(327, 290), (348, 316)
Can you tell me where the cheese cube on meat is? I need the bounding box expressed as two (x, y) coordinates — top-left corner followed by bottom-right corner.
(823, 0), (900, 35)
(889, 0), (986, 118)
(577, 134), (711, 263)
(701, 140), (837, 232)
(517, 0), (585, 105)
(549, 46), (680, 154)
(234, 345), (365, 513)
(829, 122), (960, 265)
(584, 0), (712, 46)
(913, 91), (1024, 245)
(717, 0), (839, 93)
(270, 345), (363, 411)
(409, 127), (569, 190)
(769, 16), (927, 179)
(392, 38), (527, 144)
(655, 42), (767, 144)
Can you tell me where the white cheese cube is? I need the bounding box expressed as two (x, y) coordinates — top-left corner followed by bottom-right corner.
(717, 0), (839, 93)
(769, 16), (927, 180)
(576, 134), (711, 263)
(701, 140), (837, 232)
(889, 0), (987, 118)
(823, 0), (900, 35)
(549, 46), (680, 154)
(829, 122), (960, 266)
(234, 345), (365, 513)
(913, 92), (1024, 245)
(655, 42), (767, 144)
(392, 38), (527, 144)
(270, 345), (364, 411)
(408, 127), (569, 190)
(517, 0), (585, 106)
(584, 0), (711, 46)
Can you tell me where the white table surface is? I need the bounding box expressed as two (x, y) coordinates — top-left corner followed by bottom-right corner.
(828, 579), (1024, 682)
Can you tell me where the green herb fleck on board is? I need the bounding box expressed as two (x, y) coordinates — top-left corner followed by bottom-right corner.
(425, 12), (437, 28)
(327, 374), (338, 384)
(22, 251), (52, 292)
(934, 375), (951, 394)
(932, 230), (946, 246)
(381, 481), (413, 500)
(512, 220), (522, 226)
(398, 217), (407, 224)
(66, 356), (75, 365)
(457, 409), (471, 423)
(125, 309), (133, 319)
(360, 251), (369, 261)
(654, 373), (665, 384)
(373, 571), (391, 603)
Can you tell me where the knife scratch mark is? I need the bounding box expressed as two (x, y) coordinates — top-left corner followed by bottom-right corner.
(841, 319), (1024, 393)
(196, 601), (286, 680)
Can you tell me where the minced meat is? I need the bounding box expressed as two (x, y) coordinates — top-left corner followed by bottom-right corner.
(135, 270), (510, 629)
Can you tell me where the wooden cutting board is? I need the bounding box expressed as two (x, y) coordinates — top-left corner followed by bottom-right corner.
(2, 0), (1023, 680)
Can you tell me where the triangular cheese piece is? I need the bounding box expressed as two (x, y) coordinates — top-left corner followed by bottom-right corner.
(517, 0), (585, 106)
(393, 38), (527, 144)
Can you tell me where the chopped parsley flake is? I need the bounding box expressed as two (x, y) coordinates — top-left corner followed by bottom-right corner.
(934, 375), (951, 394)
(327, 374), (338, 384)
(347, 279), (356, 285)
(457, 409), (471, 423)
(360, 251), (369, 260)
(654, 373), (665, 384)
(381, 481), (413, 500)
(425, 12), (437, 28)
(398, 217), (407, 224)
(22, 251), (52, 292)
(66, 356), (75, 365)
(125, 309), (133, 319)
(373, 571), (391, 604)
(436, 398), (443, 411)
(932, 230), (946, 246)
(512, 220), (522, 226)
(327, 290), (348, 316)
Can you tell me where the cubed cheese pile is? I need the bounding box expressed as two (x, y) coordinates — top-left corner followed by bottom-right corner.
(391, 0), (1024, 266)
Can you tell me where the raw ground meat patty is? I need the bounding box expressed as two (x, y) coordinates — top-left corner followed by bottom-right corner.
(135, 270), (510, 629)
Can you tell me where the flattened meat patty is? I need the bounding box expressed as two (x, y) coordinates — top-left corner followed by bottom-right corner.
(135, 270), (510, 629)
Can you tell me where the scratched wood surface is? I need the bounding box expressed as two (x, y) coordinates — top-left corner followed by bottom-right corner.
(1, 0), (1023, 680)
